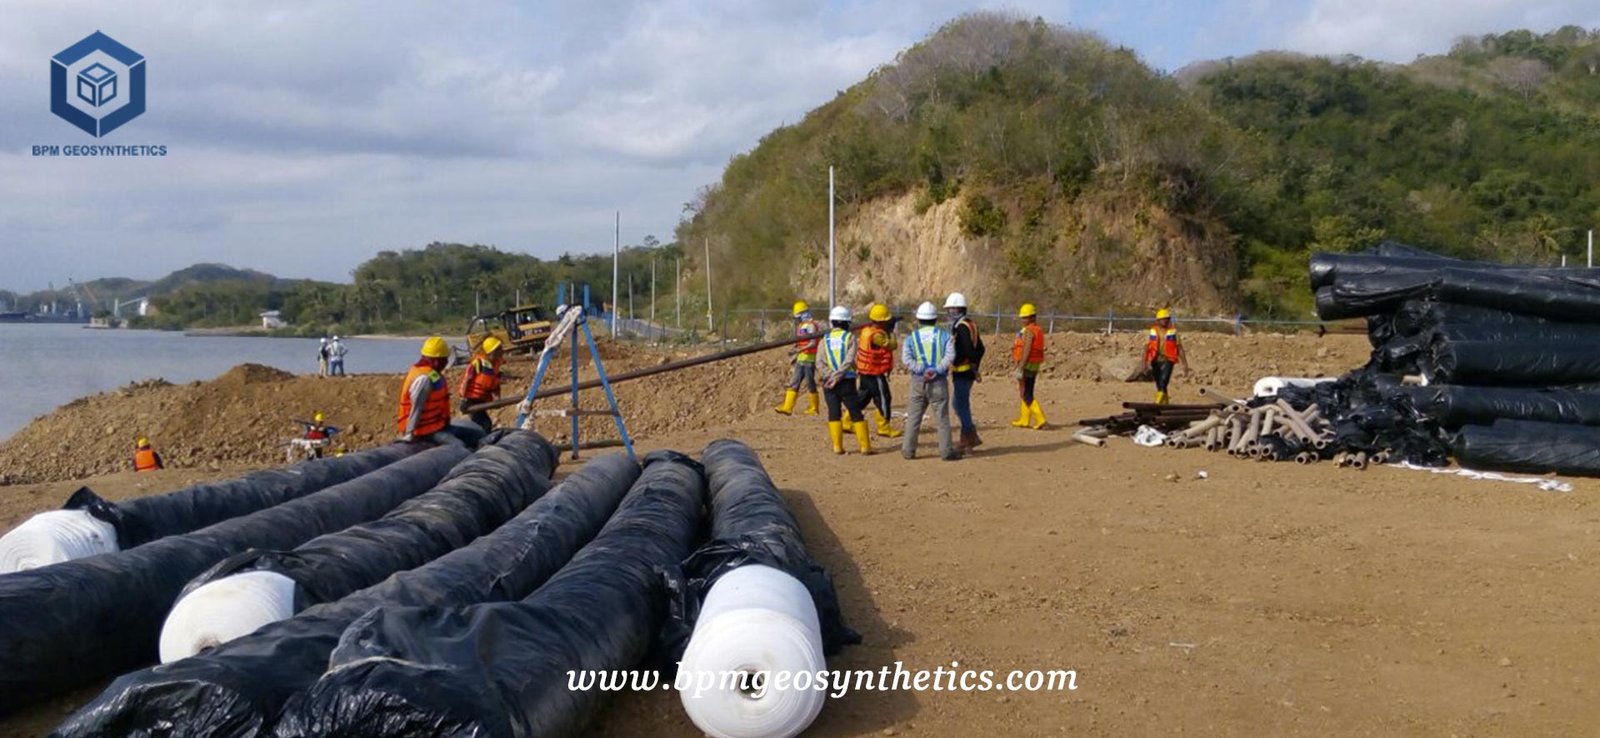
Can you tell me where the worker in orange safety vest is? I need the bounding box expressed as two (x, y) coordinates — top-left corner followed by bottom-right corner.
(856, 304), (901, 438)
(132, 437), (163, 472)
(459, 335), (506, 432)
(397, 336), (453, 442)
(774, 300), (822, 416)
(1144, 308), (1189, 404)
(1009, 303), (1047, 429)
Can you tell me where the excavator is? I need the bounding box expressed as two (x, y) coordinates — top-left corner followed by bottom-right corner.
(465, 304), (555, 356)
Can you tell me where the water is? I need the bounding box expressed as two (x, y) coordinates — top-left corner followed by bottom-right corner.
(0, 324), (427, 440)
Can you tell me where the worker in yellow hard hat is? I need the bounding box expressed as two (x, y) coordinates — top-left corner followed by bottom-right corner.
(397, 336), (453, 442)
(855, 303), (901, 438)
(775, 300), (822, 416)
(459, 335), (507, 432)
(1143, 308), (1188, 404)
(132, 437), (163, 472)
(297, 410), (338, 458)
(1009, 303), (1047, 429)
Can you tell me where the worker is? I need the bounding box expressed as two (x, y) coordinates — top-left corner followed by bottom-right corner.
(328, 335), (348, 376)
(817, 305), (874, 455)
(1144, 308), (1189, 404)
(459, 335), (506, 432)
(774, 300), (821, 416)
(317, 338), (330, 377)
(856, 304), (901, 438)
(132, 437), (163, 472)
(297, 411), (338, 458)
(901, 301), (959, 461)
(1010, 303), (1047, 429)
(397, 336), (453, 442)
(945, 292), (985, 452)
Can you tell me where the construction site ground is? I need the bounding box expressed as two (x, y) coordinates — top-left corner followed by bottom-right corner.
(2, 332), (1598, 737)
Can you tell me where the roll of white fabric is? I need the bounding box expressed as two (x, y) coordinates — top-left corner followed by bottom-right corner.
(1252, 376), (1334, 398)
(0, 510), (119, 573)
(159, 570), (297, 663)
(679, 564), (827, 738)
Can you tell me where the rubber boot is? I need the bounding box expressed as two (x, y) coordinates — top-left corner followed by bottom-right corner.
(1028, 400), (1047, 429)
(874, 411), (902, 438)
(827, 421), (845, 455)
(805, 391), (820, 416)
(775, 389), (797, 415)
(853, 420), (874, 455)
(1010, 401), (1031, 428)
(1155, 390), (1170, 405)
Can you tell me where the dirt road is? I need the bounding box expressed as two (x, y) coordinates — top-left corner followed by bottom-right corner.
(3, 333), (1597, 736)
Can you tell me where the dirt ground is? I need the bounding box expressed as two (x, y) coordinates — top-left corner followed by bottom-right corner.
(4, 331), (1599, 736)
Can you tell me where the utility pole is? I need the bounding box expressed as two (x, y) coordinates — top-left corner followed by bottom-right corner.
(676, 258), (682, 328)
(628, 273), (634, 322)
(828, 165), (836, 309)
(650, 258), (657, 329)
(704, 237), (714, 333)
(1589, 229), (1594, 269)
(612, 211), (620, 335)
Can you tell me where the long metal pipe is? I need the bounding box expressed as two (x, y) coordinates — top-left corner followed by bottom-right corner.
(463, 333), (797, 414)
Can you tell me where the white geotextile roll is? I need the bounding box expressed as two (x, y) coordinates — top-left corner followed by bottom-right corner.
(159, 571), (296, 663)
(679, 564), (827, 738)
(1252, 376), (1335, 398)
(0, 510), (120, 573)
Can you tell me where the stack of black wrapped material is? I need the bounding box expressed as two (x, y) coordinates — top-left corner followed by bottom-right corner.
(1309, 242), (1600, 476)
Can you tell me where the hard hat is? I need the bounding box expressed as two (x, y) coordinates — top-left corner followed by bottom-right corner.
(1019, 303), (1037, 318)
(1156, 308), (1172, 319)
(481, 336), (503, 354)
(915, 301), (938, 320)
(313, 411), (325, 423)
(135, 437), (149, 448)
(944, 292), (967, 309)
(420, 336), (450, 359)
(792, 300), (809, 317)
(869, 304), (891, 322)
(828, 305), (851, 323)
(319, 337), (328, 343)
(331, 335), (340, 341)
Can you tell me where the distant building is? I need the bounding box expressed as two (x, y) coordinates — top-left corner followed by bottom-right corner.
(261, 310), (287, 329)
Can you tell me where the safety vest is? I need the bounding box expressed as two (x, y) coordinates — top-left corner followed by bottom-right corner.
(794, 319), (821, 362)
(856, 324), (895, 376)
(396, 363), (452, 437)
(133, 448), (160, 472)
(1145, 325), (1180, 364)
(1012, 323), (1045, 365)
(305, 426), (328, 441)
(459, 355), (502, 401)
(907, 326), (948, 373)
(820, 328), (856, 377)
(952, 317), (982, 373)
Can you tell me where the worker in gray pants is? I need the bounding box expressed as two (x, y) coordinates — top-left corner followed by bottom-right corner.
(900, 301), (960, 461)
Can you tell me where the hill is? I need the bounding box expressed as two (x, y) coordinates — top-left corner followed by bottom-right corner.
(675, 14), (1600, 318)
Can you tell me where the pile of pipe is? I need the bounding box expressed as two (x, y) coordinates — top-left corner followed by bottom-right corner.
(45, 439), (855, 738)
(1302, 241), (1600, 476)
(1156, 396), (1346, 465)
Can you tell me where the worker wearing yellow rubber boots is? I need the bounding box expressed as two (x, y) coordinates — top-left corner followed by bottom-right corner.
(817, 306), (874, 455)
(1010, 304), (1047, 429)
(775, 300), (822, 415)
(1144, 308), (1188, 404)
(856, 304), (901, 438)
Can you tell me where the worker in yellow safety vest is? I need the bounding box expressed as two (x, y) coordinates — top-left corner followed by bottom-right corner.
(774, 300), (822, 416)
(1010, 303), (1047, 429)
(1144, 308), (1189, 404)
(817, 306), (874, 455)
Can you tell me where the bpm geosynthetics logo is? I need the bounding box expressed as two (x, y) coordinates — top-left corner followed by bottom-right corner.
(50, 31), (145, 137)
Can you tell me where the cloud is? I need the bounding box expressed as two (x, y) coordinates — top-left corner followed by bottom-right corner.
(1281, 0), (1600, 61)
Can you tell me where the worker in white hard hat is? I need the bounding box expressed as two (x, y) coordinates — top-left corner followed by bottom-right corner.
(816, 305), (873, 455)
(945, 292), (985, 452)
(327, 335), (348, 376)
(775, 300), (822, 416)
(901, 301), (959, 461)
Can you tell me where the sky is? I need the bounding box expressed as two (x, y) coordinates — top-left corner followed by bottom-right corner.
(1, 0), (1597, 292)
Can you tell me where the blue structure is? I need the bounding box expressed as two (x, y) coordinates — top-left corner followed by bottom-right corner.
(515, 289), (634, 461)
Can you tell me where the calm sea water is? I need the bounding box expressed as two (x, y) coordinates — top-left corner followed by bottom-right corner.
(0, 324), (426, 440)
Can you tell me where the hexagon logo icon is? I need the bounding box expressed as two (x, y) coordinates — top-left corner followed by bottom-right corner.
(51, 31), (145, 137)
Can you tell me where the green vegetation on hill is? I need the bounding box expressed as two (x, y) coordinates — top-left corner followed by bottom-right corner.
(678, 14), (1600, 317)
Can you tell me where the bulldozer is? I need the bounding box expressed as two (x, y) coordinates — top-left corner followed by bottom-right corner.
(466, 304), (555, 355)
